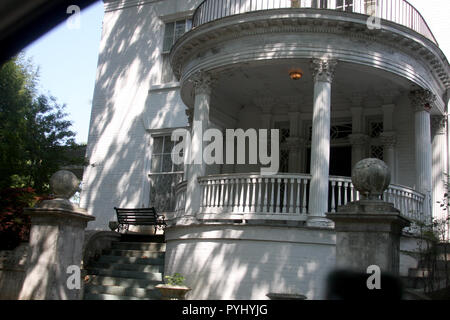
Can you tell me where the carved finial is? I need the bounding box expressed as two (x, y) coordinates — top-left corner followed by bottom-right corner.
(351, 158), (391, 200)
(49, 170), (80, 199)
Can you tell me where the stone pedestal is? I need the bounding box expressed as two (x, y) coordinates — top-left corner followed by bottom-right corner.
(327, 158), (410, 276)
(18, 171), (95, 300)
(327, 200), (410, 275)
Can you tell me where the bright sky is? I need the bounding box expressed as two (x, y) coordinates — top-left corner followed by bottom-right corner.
(23, 0), (449, 144)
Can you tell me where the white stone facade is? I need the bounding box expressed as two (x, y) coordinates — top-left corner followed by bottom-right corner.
(81, 0), (450, 299)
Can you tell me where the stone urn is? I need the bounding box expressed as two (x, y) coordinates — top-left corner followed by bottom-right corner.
(155, 284), (191, 300)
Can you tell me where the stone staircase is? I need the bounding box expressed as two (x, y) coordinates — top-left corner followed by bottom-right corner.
(402, 243), (450, 299)
(83, 235), (165, 300)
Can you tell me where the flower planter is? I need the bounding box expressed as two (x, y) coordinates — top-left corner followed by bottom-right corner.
(155, 284), (191, 300)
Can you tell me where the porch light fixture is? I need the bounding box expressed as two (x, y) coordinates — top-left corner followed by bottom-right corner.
(289, 69), (303, 80)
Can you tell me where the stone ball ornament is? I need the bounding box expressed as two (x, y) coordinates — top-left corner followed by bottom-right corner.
(49, 170), (80, 199)
(351, 158), (391, 200)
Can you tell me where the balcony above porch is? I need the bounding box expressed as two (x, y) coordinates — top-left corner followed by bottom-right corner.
(192, 0), (438, 44)
(170, 0), (450, 106)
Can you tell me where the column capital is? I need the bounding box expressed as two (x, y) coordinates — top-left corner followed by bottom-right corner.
(310, 59), (337, 83)
(348, 133), (370, 146)
(431, 115), (447, 135)
(380, 131), (397, 147)
(409, 89), (436, 113)
(190, 71), (216, 96)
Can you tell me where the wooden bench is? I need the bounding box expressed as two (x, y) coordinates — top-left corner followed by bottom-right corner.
(113, 207), (166, 233)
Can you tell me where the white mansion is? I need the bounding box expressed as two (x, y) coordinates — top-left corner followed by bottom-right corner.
(81, 0), (450, 299)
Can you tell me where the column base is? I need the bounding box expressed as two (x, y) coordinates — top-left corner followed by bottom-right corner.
(306, 216), (334, 228)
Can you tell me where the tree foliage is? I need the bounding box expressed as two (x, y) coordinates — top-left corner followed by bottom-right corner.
(0, 55), (84, 193)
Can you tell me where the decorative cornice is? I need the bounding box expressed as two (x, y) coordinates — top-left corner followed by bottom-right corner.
(380, 131), (397, 147)
(409, 89), (436, 113)
(310, 59), (337, 83)
(171, 11), (450, 90)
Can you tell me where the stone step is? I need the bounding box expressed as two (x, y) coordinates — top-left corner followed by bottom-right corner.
(111, 242), (166, 252)
(85, 275), (163, 289)
(98, 255), (164, 265)
(83, 293), (141, 300)
(90, 262), (164, 273)
(84, 284), (162, 299)
(102, 249), (165, 259)
(86, 268), (163, 281)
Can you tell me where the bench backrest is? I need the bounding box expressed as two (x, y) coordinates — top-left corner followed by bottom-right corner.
(114, 207), (161, 225)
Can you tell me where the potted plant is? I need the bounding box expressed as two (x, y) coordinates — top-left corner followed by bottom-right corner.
(156, 273), (191, 300)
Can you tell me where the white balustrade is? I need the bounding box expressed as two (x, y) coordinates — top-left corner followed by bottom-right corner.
(174, 173), (426, 226)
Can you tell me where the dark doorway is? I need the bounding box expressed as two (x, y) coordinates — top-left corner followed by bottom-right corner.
(305, 146), (352, 177)
(329, 146), (352, 177)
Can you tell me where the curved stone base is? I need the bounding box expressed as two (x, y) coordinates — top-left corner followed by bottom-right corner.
(164, 222), (425, 300)
(164, 223), (336, 300)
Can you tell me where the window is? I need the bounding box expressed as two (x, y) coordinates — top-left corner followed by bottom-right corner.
(149, 135), (184, 212)
(151, 135), (183, 173)
(162, 19), (192, 53)
(369, 121), (383, 138)
(368, 120), (383, 160)
(336, 0), (354, 12)
(161, 18), (192, 83)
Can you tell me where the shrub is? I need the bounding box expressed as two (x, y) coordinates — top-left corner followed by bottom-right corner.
(0, 187), (48, 250)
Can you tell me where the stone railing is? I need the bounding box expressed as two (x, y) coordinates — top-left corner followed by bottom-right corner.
(192, 0), (438, 45)
(328, 176), (426, 224)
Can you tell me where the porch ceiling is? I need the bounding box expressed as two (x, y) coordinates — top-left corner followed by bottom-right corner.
(206, 59), (418, 117)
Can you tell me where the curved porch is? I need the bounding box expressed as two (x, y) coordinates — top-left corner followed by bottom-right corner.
(174, 173), (426, 227)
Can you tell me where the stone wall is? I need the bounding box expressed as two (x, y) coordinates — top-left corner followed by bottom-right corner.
(165, 224), (336, 300)
(164, 224), (423, 300)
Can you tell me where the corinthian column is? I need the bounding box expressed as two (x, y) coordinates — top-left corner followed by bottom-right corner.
(307, 58), (337, 228)
(409, 89), (435, 221)
(431, 115), (448, 223)
(183, 72), (215, 220)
